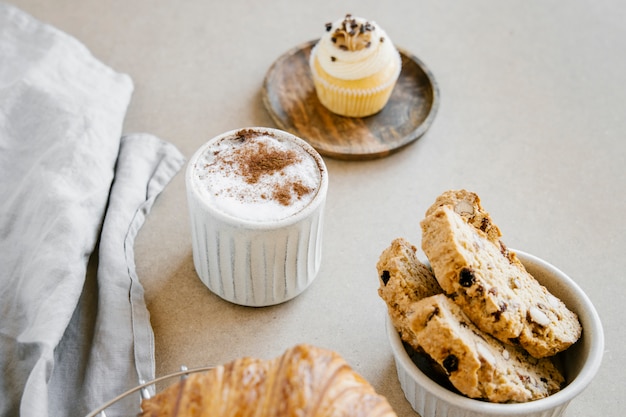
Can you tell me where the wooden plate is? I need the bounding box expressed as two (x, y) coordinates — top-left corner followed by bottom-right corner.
(262, 40), (440, 160)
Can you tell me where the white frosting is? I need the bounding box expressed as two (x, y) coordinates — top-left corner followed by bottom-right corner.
(315, 15), (397, 80)
(192, 131), (322, 222)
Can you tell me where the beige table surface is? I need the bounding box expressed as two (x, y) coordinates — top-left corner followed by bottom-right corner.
(11, 0), (625, 415)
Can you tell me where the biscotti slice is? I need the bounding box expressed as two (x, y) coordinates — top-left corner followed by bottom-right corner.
(421, 206), (582, 358)
(424, 189), (526, 268)
(376, 238), (443, 346)
(409, 294), (564, 403)
(425, 189), (502, 244)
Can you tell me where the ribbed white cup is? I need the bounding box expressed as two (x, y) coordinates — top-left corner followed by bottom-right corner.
(186, 127), (328, 307)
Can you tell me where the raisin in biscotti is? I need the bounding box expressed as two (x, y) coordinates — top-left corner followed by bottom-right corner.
(376, 238), (442, 347)
(421, 206), (582, 358)
(409, 294), (564, 403)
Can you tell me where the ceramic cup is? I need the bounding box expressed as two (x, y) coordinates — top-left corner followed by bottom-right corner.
(186, 127), (328, 307)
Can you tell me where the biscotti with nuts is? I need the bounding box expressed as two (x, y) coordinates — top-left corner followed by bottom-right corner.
(424, 189), (502, 244)
(409, 293), (564, 402)
(376, 238), (442, 347)
(424, 189), (520, 267)
(421, 205), (582, 358)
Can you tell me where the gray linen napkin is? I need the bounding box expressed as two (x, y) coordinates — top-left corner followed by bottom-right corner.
(0, 3), (185, 416)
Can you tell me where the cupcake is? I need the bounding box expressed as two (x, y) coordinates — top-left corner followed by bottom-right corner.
(309, 14), (402, 117)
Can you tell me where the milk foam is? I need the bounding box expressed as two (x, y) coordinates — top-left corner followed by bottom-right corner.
(192, 131), (322, 222)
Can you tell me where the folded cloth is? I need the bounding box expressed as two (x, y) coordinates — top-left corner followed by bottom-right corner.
(48, 134), (185, 416)
(0, 3), (185, 416)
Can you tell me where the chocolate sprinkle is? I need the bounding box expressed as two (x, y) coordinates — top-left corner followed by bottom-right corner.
(329, 13), (377, 52)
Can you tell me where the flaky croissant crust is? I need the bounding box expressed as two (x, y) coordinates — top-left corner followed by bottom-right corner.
(140, 344), (397, 417)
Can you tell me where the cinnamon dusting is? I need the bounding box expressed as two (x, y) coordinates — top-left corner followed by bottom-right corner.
(215, 129), (315, 206)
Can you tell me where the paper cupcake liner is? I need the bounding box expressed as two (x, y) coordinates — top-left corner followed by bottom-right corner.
(312, 78), (396, 117)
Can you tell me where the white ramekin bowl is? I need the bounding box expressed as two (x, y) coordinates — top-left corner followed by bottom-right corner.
(386, 249), (604, 417)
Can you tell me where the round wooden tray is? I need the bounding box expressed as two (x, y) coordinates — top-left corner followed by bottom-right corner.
(262, 40), (440, 160)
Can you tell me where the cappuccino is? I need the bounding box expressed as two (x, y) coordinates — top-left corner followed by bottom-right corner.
(186, 127), (328, 306)
(190, 129), (323, 222)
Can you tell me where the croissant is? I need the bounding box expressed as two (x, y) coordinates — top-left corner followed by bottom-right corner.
(140, 344), (397, 417)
